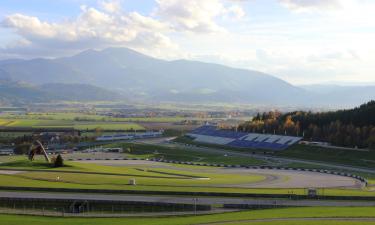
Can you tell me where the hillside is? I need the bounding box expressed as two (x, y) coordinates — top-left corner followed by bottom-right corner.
(0, 79), (49, 105)
(0, 80), (122, 104)
(40, 83), (123, 102)
(239, 101), (375, 148)
(0, 47), (373, 106)
(0, 48), (309, 105)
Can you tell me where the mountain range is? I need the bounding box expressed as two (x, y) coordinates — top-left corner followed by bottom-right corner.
(0, 47), (374, 107)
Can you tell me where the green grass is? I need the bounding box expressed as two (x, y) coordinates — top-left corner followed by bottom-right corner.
(1, 172), (373, 196)
(0, 158), (267, 192)
(0, 118), (144, 131)
(277, 145), (375, 169)
(14, 169), (264, 187)
(175, 135), (375, 169)
(106, 142), (265, 166)
(0, 112), (191, 123)
(0, 158), (374, 196)
(1, 207), (375, 225)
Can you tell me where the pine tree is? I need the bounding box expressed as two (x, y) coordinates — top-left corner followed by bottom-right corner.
(54, 154), (64, 167)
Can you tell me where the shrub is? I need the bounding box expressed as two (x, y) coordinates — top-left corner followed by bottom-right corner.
(54, 154), (64, 167)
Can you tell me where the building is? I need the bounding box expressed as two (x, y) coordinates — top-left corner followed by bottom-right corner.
(96, 130), (163, 141)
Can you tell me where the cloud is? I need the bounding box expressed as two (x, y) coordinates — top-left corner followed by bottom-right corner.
(226, 5), (246, 20)
(0, 3), (178, 58)
(279, 0), (341, 12)
(154, 0), (245, 33)
(99, 0), (122, 13)
(0, 0), (245, 58)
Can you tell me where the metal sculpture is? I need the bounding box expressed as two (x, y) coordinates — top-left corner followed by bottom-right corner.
(28, 140), (50, 163)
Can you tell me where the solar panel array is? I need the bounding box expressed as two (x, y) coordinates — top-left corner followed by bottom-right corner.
(187, 125), (302, 150)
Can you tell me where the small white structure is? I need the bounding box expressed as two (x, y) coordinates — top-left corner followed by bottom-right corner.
(129, 178), (136, 185)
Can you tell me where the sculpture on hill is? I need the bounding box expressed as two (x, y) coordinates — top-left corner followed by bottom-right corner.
(28, 140), (50, 163)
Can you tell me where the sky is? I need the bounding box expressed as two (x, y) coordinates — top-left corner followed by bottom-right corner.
(0, 0), (374, 85)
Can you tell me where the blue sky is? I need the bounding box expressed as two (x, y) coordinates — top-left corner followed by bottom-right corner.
(0, 0), (374, 85)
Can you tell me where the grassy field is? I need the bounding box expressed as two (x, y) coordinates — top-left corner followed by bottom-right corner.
(104, 142), (265, 165)
(277, 145), (375, 169)
(175, 136), (375, 170)
(0, 118), (144, 131)
(284, 162), (375, 185)
(0, 112), (200, 123)
(1, 207), (375, 225)
(0, 158), (270, 193)
(0, 157), (374, 196)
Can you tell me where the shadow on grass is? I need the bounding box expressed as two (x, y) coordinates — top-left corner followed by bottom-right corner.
(0, 159), (73, 170)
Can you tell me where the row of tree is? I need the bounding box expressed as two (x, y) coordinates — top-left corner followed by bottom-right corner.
(238, 101), (375, 149)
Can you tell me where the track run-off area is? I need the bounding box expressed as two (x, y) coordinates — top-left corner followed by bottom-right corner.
(0, 158), (365, 193)
(1, 146), (375, 224)
(79, 159), (362, 189)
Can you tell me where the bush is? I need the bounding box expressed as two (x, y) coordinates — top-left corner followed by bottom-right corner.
(54, 154), (64, 167)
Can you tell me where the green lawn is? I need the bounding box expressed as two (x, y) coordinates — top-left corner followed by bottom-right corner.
(277, 145), (375, 169)
(0, 159), (268, 193)
(0, 159), (374, 196)
(1, 207), (375, 225)
(175, 136), (375, 172)
(106, 142), (265, 165)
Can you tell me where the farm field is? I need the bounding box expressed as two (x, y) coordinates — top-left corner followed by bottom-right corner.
(0, 112), (214, 133)
(0, 112), (220, 123)
(0, 118), (145, 131)
(1, 207), (375, 225)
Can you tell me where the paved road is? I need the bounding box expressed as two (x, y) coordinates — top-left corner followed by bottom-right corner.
(1, 191), (375, 207)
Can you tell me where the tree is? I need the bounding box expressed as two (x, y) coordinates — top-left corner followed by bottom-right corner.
(54, 154), (64, 167)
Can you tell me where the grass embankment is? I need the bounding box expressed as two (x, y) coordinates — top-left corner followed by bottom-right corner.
(277, 145), (375, 169)
(1, 207), (375, 225)
(104, 142), (265, 165)
(175, 136), (375, 173)
(0, 158), (373, 196)
(0, 158), (268, 193)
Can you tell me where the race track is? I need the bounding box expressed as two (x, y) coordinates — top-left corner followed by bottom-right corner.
(80, 159), (363, 189)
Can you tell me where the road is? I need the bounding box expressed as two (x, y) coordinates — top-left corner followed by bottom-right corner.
(1, 191), (375, 207)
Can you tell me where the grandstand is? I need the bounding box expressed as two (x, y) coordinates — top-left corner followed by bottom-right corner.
(187, 125), (302, 150)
